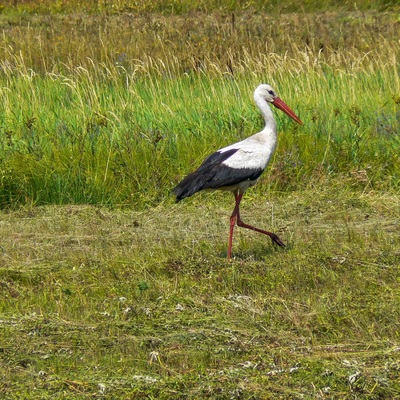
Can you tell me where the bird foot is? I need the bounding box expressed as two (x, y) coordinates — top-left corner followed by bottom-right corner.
(270, 233), (286, 247)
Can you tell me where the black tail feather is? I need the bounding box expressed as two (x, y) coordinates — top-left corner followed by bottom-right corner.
(173, 171), (208, 202)
(174, 149), (240, 202)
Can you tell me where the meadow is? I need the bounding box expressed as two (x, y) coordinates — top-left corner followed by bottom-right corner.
(0, 1), (400, 398)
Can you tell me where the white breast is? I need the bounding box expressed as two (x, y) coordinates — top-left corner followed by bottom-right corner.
(219, 133), (277, 171)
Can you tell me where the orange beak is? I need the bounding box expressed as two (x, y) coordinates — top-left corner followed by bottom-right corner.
(272, 97), (303, 125)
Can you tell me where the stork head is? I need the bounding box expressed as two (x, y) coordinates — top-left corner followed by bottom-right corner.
(254, 84), (277, 103)
(254, 84), (303, 125)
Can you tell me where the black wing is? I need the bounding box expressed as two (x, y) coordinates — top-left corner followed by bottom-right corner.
(174, 148), (263, 202)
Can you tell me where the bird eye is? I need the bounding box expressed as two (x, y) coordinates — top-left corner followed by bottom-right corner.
(268, 90), (274, 96)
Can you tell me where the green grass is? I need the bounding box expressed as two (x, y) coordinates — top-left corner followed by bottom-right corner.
(1, 187), (399, 398)
(0, 10), (399, 208)
(0, 64), (399, 207)
(0, 10), (399, 209)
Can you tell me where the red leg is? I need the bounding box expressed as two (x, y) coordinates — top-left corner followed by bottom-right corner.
(228, 192), (285, 259)
(236, 206), (285, 247)
(228, 192), (243, 260)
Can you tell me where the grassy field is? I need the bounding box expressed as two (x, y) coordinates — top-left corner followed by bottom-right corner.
(1, 188), (399, 398)
(0, 1), (400, 398)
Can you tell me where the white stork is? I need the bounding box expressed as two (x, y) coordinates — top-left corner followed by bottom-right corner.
(174, 84), (302, 259)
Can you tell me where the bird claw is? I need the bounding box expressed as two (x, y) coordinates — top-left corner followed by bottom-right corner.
(270, 233), (286, 247)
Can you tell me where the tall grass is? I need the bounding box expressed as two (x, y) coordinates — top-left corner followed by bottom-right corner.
(1, 0), (398, 14)
(0, 11), (399, 208)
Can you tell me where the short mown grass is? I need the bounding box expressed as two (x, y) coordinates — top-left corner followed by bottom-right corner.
(1, 186), (399, 398)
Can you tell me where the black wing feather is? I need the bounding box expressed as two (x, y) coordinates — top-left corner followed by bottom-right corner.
(174, 148), (263, 202)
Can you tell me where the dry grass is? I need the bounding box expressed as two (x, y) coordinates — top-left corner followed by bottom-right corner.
(2, 0), (398, 15)
(1, 11), (399, 74)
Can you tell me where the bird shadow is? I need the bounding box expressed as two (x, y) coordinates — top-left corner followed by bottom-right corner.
(217, 240), (292, 261)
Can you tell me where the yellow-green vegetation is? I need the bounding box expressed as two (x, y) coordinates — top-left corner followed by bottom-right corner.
(1, 0), (398, 14)
(0, 1), (399, 398)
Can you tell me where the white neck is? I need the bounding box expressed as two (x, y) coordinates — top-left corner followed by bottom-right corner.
(254, 93), (277, 134)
